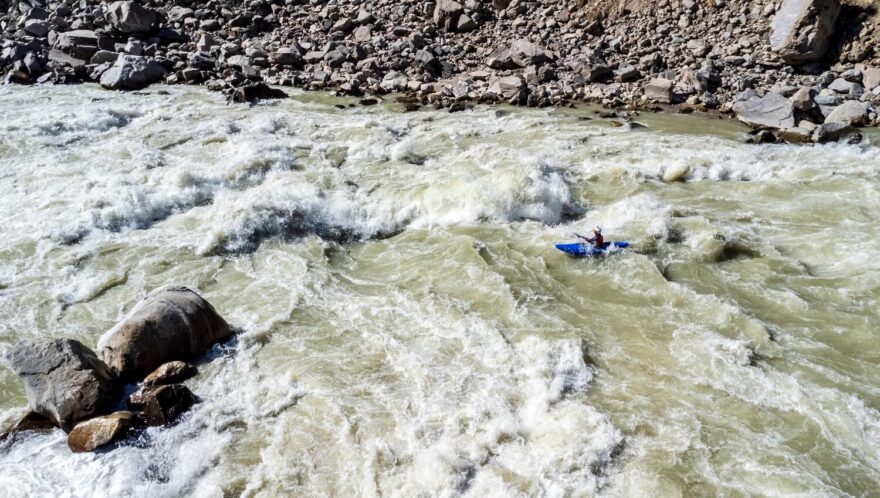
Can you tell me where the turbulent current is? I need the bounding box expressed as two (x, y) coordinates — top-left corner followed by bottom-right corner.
(0, 85), (879, 497)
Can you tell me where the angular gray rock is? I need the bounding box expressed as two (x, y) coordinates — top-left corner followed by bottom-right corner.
(272, 48), (302, 67)
(90, 50), (118, 65)
(617, 65), (640, 82)
(54, 30), (100, 61)
(433, 0), (463, 31)
(105, 1), (158, 34)
(7, 339), (118, 432)
(457, 14), (477, 32)
(864, 67), (880, 92)
(487, 75), (525, 100)
(24, 19), (49, 37)
(167, 6), (194, 22)
(812, 121), (862, 143)
(769, 0), (840, 64)
(100, 55), (167, 90)
(644, 78), (674, 103)
(67, 411), (140, 453)
(98, 286), (232, 380)
(509, 39), (549, 68)
(827, 78), (863, 97)
(732, 92), (796, 129)
(824, 101), (868, 126)
(789, 86), (815, 111)
(353, 26), (372, 43)
(486, 45), (516, 70)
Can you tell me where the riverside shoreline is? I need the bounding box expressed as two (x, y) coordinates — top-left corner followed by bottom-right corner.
(2, 0), (880, 143)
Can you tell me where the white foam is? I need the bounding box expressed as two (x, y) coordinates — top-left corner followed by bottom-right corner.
(2, 85), (880, 497)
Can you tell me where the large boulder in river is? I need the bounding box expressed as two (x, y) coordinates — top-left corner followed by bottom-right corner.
(7, 339), (118, 432)
(105, 1), (158, 34)
(732, 92), (796, 129)
(67, 411), (140, 452)
(769, 0), (840, 64)
(100, 55), (167, 90)
(98, 287), (232, 380)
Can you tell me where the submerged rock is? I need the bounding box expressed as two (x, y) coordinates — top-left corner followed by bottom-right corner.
(67, 411), (140, 453)
(129, 384), (196, 426)
(0, 411), (56, 445)
(9, 411), (56, 433)
(143, 361), (198, 387)
(99, 286), (232, 380)
(7, 339), (118, 432)
(228, 82), (288, 103)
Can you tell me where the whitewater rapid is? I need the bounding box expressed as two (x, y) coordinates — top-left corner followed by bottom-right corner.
(0, 85), (878, 497)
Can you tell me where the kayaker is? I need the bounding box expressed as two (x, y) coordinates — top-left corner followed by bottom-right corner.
(578, 228), (604, 248)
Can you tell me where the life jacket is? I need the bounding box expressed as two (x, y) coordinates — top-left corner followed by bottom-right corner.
(593, 233), (604, 246)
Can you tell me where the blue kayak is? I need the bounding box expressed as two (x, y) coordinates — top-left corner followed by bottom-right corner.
(555, 241), (630, 257)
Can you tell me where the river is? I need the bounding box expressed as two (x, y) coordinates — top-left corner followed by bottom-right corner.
(0, 85), (878, 497)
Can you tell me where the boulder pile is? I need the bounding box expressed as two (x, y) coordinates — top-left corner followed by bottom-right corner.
(1, 286), (232, 453)
(0, 0), (879, 142)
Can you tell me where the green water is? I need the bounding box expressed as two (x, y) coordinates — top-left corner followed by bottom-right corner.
(0, 85), (878, 497)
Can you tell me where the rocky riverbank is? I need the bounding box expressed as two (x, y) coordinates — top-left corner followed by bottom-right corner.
(1, 0), (879, 143)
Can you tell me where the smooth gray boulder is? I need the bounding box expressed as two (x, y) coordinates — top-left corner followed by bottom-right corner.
(769, 0), (840, 64)
(732, 92), (796, 129)
(100, 55), (166, 90)
(827, 78), (863, 97)
(824, 101), (868, 126)
(7, 339), (118, 432)
(105, 1), (158, 34)
(98, 287), (232, 380)
(812, 121), (862, 143)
